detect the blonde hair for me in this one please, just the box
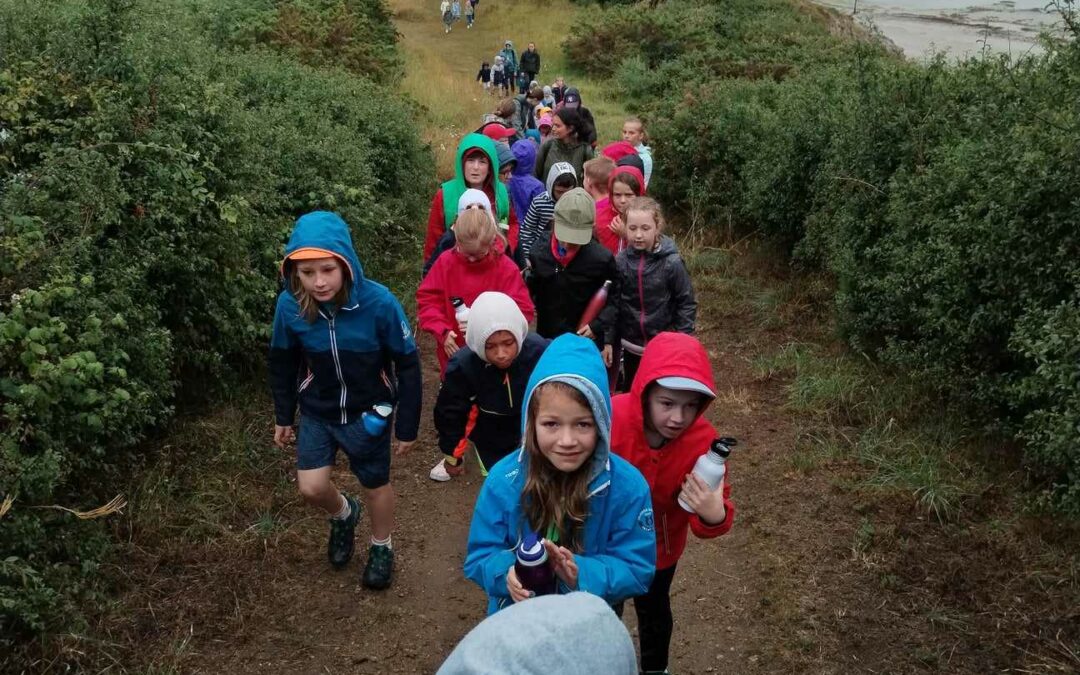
[454,207,507,253]
[584,156,616,187]
[625,196,665,230]
[520,381,594,551]
[288,258,350,323]
[624,116,648,143]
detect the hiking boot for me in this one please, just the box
[429,457,465,482]
[327,494,361,569]
[362,544,394,590]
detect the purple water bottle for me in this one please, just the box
[514,532,557,596]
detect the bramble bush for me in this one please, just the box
[0,0,432,663]
[567,0,1080,512]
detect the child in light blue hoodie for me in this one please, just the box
[463,334,656,614]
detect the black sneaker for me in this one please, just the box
[327,494,361,569]
[362,544,394,590]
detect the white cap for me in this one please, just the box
[655,376,716,399]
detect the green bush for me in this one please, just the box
[566,0,1080,511]
[0,0,432,662]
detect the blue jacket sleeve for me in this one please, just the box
[574,471,656,603]
[379,294,423,442]
[269,294,302,426]
[464,474,518,603]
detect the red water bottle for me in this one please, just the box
[577,280,612,331]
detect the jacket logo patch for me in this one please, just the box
[401,320,412,340]
[638,508,655,533]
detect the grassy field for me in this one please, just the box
[392,0,627,177]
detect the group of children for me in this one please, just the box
[441,0,477,32]
[269,111,732,675]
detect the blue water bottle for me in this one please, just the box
[362,403,393,436]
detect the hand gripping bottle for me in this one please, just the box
[361,403,394,436]
[514,532,557,596]
[577,280,612,332]
[451,296,469,332]
[678,437,736,512]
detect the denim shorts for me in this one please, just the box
[296,414,391,489]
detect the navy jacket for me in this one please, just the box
[434,333,548,468]
[270,212,422,440]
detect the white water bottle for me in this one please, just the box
[678,437,736,513]
[451,293,468,334]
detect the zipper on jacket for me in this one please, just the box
[324,312,348,424]
[637,253,647,343]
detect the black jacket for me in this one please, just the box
[434,333,549,468]
[600,235,696,347]
[519,49,541,74]
[527,234,616,343]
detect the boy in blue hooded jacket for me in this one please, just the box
[463,334,656,614]
[270,212,422,590]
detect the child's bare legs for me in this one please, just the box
[296,466,343,513]
[365,483,395,540]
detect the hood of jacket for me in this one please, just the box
[545,161,577,196]
[510,139,538,177]
[443,133,510,228]
[465,291,529,362]
[607,165,646,196]
[629,332,716,420]
[282,211,365,303]
[519,334,612,486]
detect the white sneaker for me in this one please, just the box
[430,458,451,481]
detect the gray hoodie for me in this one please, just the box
[437,593,637,674]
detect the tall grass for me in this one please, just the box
[391,0,628,177]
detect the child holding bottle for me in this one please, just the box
[430,292,548,481]
[610,331,735,675]
[463,334,656,614]
[270,211,422,591]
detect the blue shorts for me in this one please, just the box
[296,414,391,489]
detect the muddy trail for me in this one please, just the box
[99,2,1080,674]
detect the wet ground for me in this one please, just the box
[814,0,1065,59]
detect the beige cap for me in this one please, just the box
[553,188,595,246]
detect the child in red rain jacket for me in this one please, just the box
[594,165,645,255]
[417,208,534,376]
[610,331,735,675]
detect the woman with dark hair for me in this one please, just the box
[534,107,595,185]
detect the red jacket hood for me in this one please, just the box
[630,332,717,419]
[606,165,646,195]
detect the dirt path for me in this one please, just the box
[109,2,1080,674]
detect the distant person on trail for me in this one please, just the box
[599,197,695,390]
[499,41,518,96]
[424,133,517,264]
[441,0,453,32]
[537,113,552,145]
[477,60,492,94]
[508,139,547,238]
[451,0,462,24]
[541,85,555,109]
[622,116,653,187]
[610,332,735,675]
[511,86,543,135]
[465,0,475,28]
[492,56,507,97]
[520,42,541,91]
[516,70,530,96]
[462,334,656,614]
[559,87,597,147]
[534,107,595,185]
[430,291,548,482]
[270,211,421,591]
[550,76,566,106]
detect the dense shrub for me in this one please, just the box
[566,0,1080,511]
[0,0,432,662]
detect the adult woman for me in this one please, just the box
[534,107,595,186]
